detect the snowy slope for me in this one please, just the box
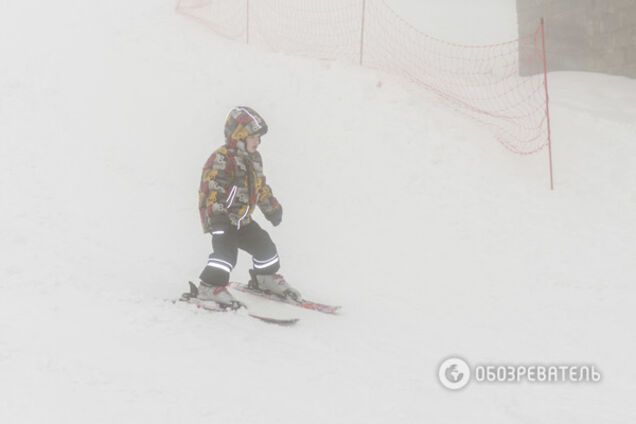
[1,1,635,423]
[384,0,517,43]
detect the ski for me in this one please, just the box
[177,282,299,326]
[228,281,341,315]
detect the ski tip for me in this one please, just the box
[300,302,341,314]
[248,314,300,326]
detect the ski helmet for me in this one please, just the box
[224,106,268,141]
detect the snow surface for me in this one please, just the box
[383,0,517,43]
[1,0,635,423]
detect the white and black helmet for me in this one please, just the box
[224,106,268,141]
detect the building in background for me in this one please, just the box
[517,0,636,78]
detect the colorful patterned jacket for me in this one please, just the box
[199,139,281,233]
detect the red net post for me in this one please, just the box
[246,0,250,45]
[540,18,555,190]
[359,0,366,66]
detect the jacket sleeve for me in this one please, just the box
[199,148,234,233]
[254,154,281,220]
[257,177,281,219]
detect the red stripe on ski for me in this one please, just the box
[229,282,341,315]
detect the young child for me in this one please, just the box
[197,106,301,309]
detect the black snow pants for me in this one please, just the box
[199,221,280,287]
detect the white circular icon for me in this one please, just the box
[438,357,471,390]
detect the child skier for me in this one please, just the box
[197,106,301,309]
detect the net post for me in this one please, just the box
[540,17,555,190]
[246,0,250,44]
[359,0,366,65]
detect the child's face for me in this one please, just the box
[246,134,261,153]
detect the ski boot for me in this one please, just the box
[197,282,244,310]
[248,270,302,302]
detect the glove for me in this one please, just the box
[268,206,282,227]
